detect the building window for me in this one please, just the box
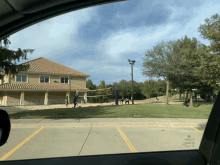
[16,75,27,82]
[40,76,49,83]
[61,77,68,84]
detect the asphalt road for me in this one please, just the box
[0,118,207,162]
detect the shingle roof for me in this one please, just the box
[0,83,89,91]
[16,57,90,77]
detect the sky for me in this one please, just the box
[5,0,220,86]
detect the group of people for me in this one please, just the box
[120,96,130,105]
[65,96,78,108]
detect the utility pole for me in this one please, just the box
[128,59,135,105]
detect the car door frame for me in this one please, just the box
[0,0,219,164]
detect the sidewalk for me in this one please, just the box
[10,118,208,128]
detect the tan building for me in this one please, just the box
[0,57,90,106]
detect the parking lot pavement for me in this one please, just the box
[0,118,207,161]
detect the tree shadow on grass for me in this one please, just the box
[181,100,215,108]
[7,104,164,119]
[7,105,133,119]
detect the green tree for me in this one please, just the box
[166,36,201,107]
[0,36,35,79]
[141,40,182,105]
[86,79,97,90]
[168,36,220,107]
[98,80,106,89]
[118,79,129,98]
[86,79,95,90]
[157,79,167,96]
[142,79,159,99]
[198,13,220,55]
[105,84,113,88]
[133,81,145,99]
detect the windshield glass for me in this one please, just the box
[0,0,220,161]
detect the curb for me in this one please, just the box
[11,123,207,128]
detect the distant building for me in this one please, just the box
[0,57,90,106]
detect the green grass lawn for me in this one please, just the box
[7,101,215,119]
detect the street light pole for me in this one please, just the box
[128,59,135,105]
[131,63,134,104]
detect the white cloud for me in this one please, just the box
[5,0,220,86]
[95,24,175,61]
[8,7,99,60]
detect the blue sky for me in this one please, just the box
[6,0,220,86]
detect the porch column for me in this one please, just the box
[66,91,70,104]
[44,91,48,105]
[20,91,24,106]
[84,92,87,103]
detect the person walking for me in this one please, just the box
[73,96,77,108]
[121,96,124,105]
[66,97,69,106]
[125,98,129,105]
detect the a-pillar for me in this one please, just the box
[66,91,70,104]
[44,91,48,105]
[84,92,87,103]
[20,91,24,106]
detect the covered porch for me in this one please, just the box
[0,90,87,106]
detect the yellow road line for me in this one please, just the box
[116,127,137,153]
[0,127,44,161]
[192,127,204,133]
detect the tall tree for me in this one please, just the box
[198,13,220,56]
[118,79,129,98]
[156,79,167,97]
[141,40,182,105]
[142,79,164,99]
[167,36,201,107]
[86,79,96,90]
[105,84,113,88]
[128,80,141,98]
[98,80,106,89]
[167,35,220,107]
[0,36,35,79]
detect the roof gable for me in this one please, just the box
[18,57,90,77]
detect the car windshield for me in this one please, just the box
[0,0,220,161]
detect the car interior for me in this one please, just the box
[0,0,220,165]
